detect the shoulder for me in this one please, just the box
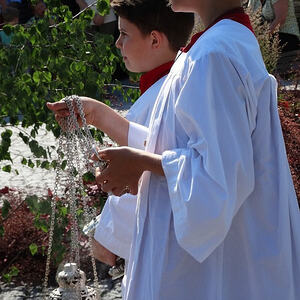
[185,20,268,81]
[189,20,258,61]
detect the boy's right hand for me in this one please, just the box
[46,96,96,127]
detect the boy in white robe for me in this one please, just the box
[47,0,194,271]
[91,0,194,270]
[48,0,300,299]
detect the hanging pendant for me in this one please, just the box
[44,96,104,299]
[49,263,99,300]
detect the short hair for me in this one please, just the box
[111,0,194,52]
[2,7,19,23]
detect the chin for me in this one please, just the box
[126,64,143,73]
[126,65,138,73]
[168,0,194,13]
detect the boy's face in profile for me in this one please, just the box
[115,17,155,73]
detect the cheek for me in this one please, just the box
[123,39,138,57]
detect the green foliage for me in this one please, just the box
[2,266,19,282]
[25,194,69,264]
[0,0,124,171]
[29,243,38,256]
[1,199,11,219]
[2,165,12,173]
[97,0,110,16]
[0,189,11,237]
[82,171,96,183]
[0,225,4,237]
[0,130,12,162]
[24,190,106,266]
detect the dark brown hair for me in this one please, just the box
[111,0,194,52]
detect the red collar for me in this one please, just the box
[139,60,174,95]
[182,7,254,53]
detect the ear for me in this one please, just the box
[150,30,164,49]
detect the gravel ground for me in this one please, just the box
[0,278,122,300]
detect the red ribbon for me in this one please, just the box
[139,60,174,95]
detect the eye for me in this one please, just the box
[120,31,127,37]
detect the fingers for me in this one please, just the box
[47,100,86,130]
[91,148,109,162]
[93,147,140,196]
[95,167,112,192]
[47,102,71,120]
[102,179,113,193]
[95,167,132,196]
[47,99,82,117]
[46,101,67,112]
[96,149,112,161]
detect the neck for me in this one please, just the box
[197,0,241,28]
[145,49,176,73]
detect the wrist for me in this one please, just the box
[138,150,164,176]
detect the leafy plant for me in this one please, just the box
[0,0,126,173]
[2,266,19,283]
[245,7,282,74]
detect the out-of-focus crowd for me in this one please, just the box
[246,0,300,53]
[0,0,118,45]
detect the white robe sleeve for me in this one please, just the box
[94,193,136,260]
[162,52,256,263]
[128,121,149,149]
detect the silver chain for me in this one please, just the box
[43,95,105,299]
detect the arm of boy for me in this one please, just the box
[91,237,116,266]
[94,147,164,196]
[47,96,130,146]
[159,52,256,263]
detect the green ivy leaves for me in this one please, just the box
[97,0,110,16]
[2,266,19,282]
[0,130,12,162]
[32,71,52,84]
[29,243,38,256]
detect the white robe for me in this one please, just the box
[125,19,300,300]
[94,76,166,260]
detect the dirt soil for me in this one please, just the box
[278,88,300,203]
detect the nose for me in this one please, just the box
[115,34,122,49]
